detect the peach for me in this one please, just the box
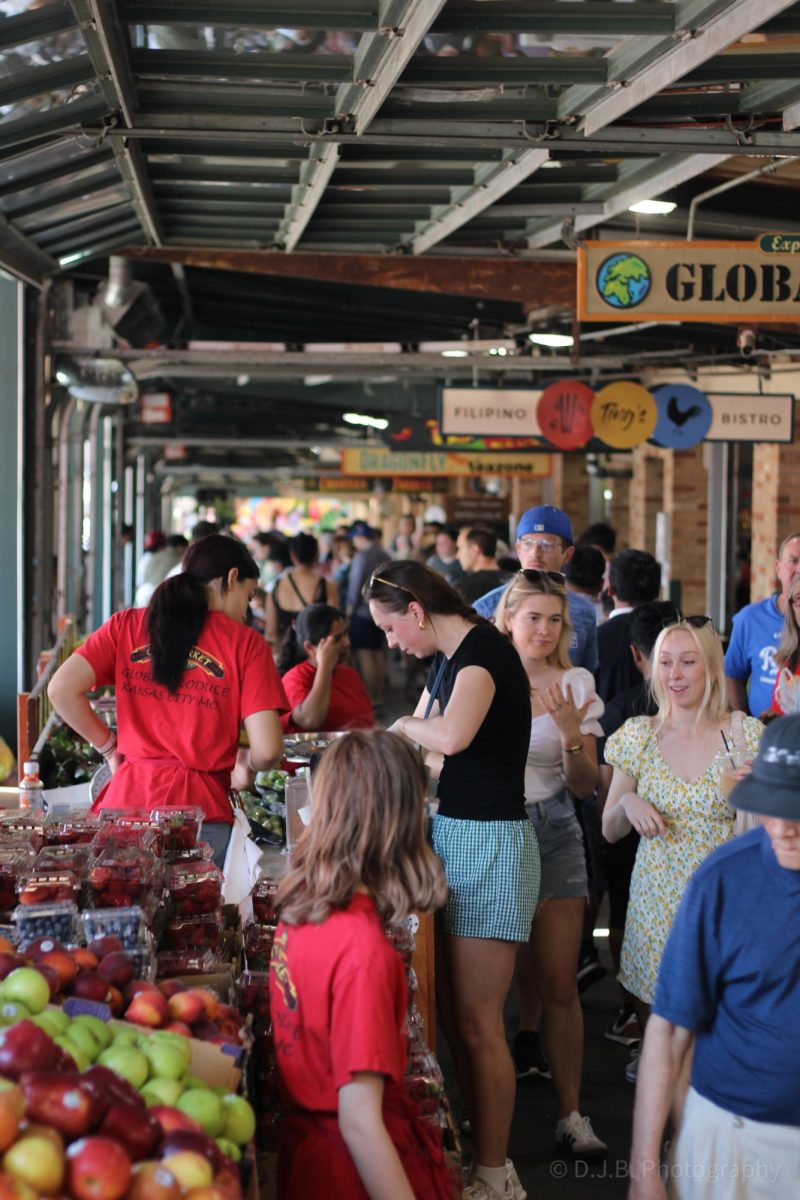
[166,992,206,1027]
[39,950,78,989]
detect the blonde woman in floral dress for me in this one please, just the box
[602,618,761,1069]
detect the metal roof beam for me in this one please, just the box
[276,143,340,252]
[526,152,731,249]
[5,168,122,221]
[0,216,58,286]
[0,95,107,159]
[0,2,78,52]
[70,0,163,247]
[0,57,95,108]
[406,148,549,254]
[131,50,353,85]
[435,2,676,36]
[558,0,798,137]
[0,147,113,201]
[119,1,376,29]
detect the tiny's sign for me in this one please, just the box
[578,238,800,323]
[591,381,657,449]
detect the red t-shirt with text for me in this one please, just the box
[77,609,287,821]
[280,662,374,734]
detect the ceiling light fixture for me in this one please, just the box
[528,332,574,348]
[342,412,389,430]
[441,349,469,358]
[628,199,677,215]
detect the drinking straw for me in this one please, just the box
[720,730,732,753]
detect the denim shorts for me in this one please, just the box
[524,790,588,901]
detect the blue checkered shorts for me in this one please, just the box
[430,815,540,942]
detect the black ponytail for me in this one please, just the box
[146,534,259,693]
[277,603,344,675]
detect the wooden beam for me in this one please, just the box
[120,247,576,311]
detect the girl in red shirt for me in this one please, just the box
[278,604,373,733]
[270,730,455,1200]
[48,535,287,868]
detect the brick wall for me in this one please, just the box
[751,443,780,601]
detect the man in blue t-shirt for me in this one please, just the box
[724,531,800,717]
[628,714,800,1199]
[473,505,598,672]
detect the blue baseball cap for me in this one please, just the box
[516,505,574,544]
[348,520,376,539]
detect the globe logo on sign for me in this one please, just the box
[596,253,651,309]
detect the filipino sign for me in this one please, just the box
[704,394,794,443]
[578,238,800,322]
[440,389,542,437]
[339,448,550,477]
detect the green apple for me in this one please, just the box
[215,1138,242,1164]
[42,1006,70,1034]
[140,1042,186,1082]
[64,1023,101,1062]
[55,1035,89,1072]
[221,1094,256,1145]
[0,1001,31,1025]
[140,1078,184,1107]
[211,1085,228,1098]
[176,1088,225,1137]
[71,1014,113,1049]
[112,1028,140,1046]
[2,967,50,1015]
[147,1032,191,1067]
[183,1075,208,1092]
[31,1012,65,1038]
[97,1044,150,1090]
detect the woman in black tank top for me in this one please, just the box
[266,533,338,644]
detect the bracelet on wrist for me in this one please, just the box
[92,731,117,757]
[563,743,583,756]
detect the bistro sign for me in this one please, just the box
[578,238,800,323]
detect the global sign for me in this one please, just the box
[579,238,800,323]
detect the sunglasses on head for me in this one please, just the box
[367,573,419,605]
[519,568,566,584]
[664,613,713,630]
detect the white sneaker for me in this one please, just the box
[555,1111,607,1158]
[506,1159,527,1200]
[463,1175,514,1199]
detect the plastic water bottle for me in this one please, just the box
[18,761,44,816]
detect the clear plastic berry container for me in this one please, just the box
[91,823,161,856]
[237,969,271,1035]
[0,813,44,854]
[95,811,166,857]
[155,949,222,978]
[251,878,279,926]
[81,904,151,950]
[43,808,101,846]
[13,900,79,948]
[33,845,95,876]
[161,910,223,954]
[17,868,80,907]
[88,847,160,907]
[165,841,214,866]
[0,847,36,917]
[151,807,204,853]
[164,860,222,917]
[244,923,276,971]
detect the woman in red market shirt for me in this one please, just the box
[278,604,373,734]
[48,535,287,868]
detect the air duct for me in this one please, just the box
[97,258,167,348]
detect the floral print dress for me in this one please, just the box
[604,714,762,1004]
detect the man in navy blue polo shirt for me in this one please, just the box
[628,714,800,1199]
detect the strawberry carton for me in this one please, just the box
[152,806,204,853]
[164,860,222,917]
[42,807,101,846]
[0,846,36,917]
[17,867,80,907]
[88,847,161,908]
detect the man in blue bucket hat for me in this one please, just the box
[629,713,800,1198]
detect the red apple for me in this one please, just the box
[67,1136,132,1200]
[191,1020,220,1042]
[149,1106,204,1139]
[25,938,66,962]
[0,1021,58,1078]
[99,1104,160,1162]
[164,1021,193,1038]
[86,936,124,961]
[32,963,61,999]
[185,1188,231,1200]
[159,1130,227,1174]
[167,991,206,1027]
[124,980,161,1004]
[70,948,99,972]
[158,980,186,998]
[126,1162,182,1200]
[215,1021,243,1046]
[0,954,25,983]
[19,1072,100,1139]
[81,1066,144,1112]
[125,990,169,1029]
[39,949,77,989]
[71,972,111,1004]
[97,952,135,988]
[211,1164,244,1200]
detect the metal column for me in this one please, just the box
[706,442,729,632]
[0,277,22,748]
